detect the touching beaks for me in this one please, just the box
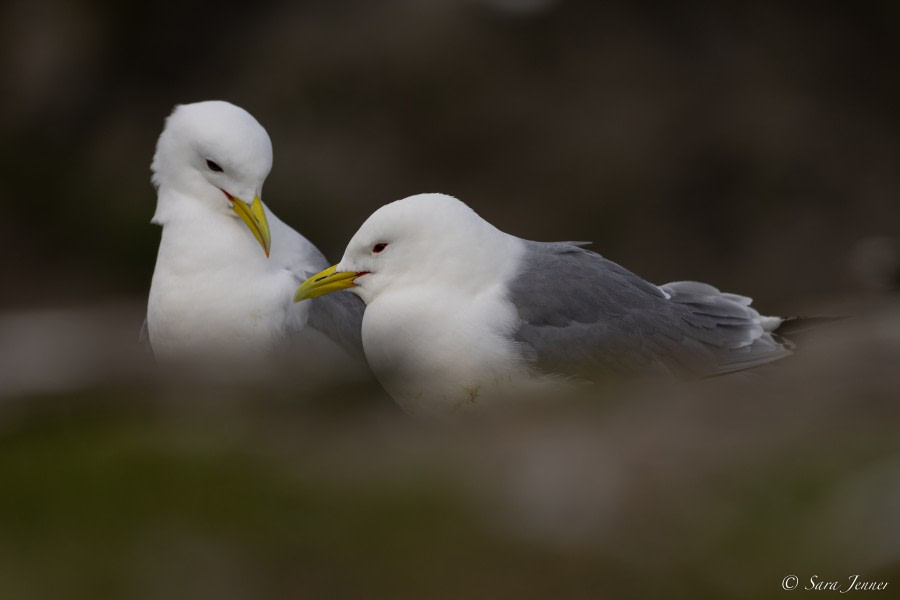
[230,195,271,257]
[294,265,364,302]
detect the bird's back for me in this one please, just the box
[508,241,792,380]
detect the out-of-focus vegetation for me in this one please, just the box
[1,1,899,598]
[1,311,899,599]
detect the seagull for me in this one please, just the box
[146,100,364,372]
[294,193,798,419]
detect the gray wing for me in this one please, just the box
[507,241,791,379]
[306,289,366,360]
[288,244,366,360]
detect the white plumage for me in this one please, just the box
[296,193,794,419]
[146,101,363,373]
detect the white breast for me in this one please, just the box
[362,283,530,419]
[147,206,301,363]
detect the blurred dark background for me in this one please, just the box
[1,1,899,599]
[2,0,899,310]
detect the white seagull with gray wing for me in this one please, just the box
[295,193,796,419]
[146,101,363,371]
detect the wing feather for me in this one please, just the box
[507,241,791,379]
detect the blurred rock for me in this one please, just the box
[0,302,151,398]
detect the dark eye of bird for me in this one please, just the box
[372,243,388,253]
[206,159,224,173]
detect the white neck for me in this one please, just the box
[147,188,293,361]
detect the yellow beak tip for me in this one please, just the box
[294,265,358,303]
[231,195,272,257]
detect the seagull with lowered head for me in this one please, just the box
[146,100,363,371]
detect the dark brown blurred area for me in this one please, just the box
[0,315,899,600]
[1,1,899,599]
[1,0,899,310]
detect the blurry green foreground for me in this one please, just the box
[0,301,899,600]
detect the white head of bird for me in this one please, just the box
[294,193,539,418]
[151,100,272,256]
[294,193,520,304]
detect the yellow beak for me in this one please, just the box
[294,265,360,302]
[231,195,271,257]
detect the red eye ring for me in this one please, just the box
[372,243,388,253]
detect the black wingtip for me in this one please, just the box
[775,316,848,337]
